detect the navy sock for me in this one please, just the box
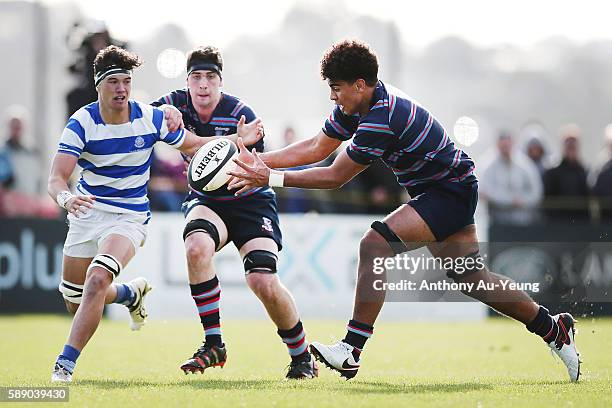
[278,320,309,362]
[56,344,80,374]
[114,283,135,306]
[526,306,557,342]
[343,319,373,361]
[190,277,223,347]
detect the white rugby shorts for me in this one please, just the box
[63,207,148,258]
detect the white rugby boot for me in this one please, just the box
[127,277,153,331]
[310,341,360,379]
[51,363,72,383]
[547,313,581,382]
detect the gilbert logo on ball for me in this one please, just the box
[188,139,238,192]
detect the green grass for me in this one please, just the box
[1,316,611,407]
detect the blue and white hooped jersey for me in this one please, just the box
[58,100,186,214]
[323,81,477,196]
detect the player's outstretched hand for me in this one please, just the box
[237,115,264,146]
[162,104,184,132]
[65,195,95,218]
[227,138,270,195]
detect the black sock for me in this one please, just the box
[526,306,557,342]
[343,319,373,360]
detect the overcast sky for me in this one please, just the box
[40,0,612,49]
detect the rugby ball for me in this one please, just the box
[187,139,237,192]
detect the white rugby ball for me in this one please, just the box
[187,139,238,192]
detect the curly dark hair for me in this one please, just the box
[186,46,223,71]
[93,45,142,75]
[320,39,378,86]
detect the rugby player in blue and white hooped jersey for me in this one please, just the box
[47,46,263,383]
[228,39,581,382]
[151,46,317,379]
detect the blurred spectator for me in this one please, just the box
[592,125,612,221]
[0,108,58,218]
[519,122,551,179]
[525,137,547,176]
[148,147,188,212]
[588,123,612,187]
[480,130,543,225]
[0,109,41,195]
[543,124,590,223]
[66,20,127,118]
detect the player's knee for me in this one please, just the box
[85,268,112,293]
[185,235,216,266]
[446,252,486,282]
[244,250,279,301]
[243,250,277,275]
[246,273,279,303]
[183,219,220,251]
[359,228,390,259]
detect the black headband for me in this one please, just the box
[94,65,132,87]
[187,63,222,77]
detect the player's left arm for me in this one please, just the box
[228,142,368,194]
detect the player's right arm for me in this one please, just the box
[259,130,342,169]
[49,115,95,216]
[48,153,94,217]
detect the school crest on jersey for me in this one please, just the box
[134,136,145,149]
[261,217,273,232]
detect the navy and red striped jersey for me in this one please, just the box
[323,81,476,196]
[153,89,270,199]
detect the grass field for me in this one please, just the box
[1,315,611,407]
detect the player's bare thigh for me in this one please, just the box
[382,204,436,250]
[426,224,480,259]
[185,204,229,249]
[80,234,137,298]
[97,233,137,267]
[238,237,278,258]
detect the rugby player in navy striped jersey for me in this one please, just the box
[152,46,317,380]
[48,45,263,383]
[228,39,580,382]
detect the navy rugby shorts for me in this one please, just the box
[182,190,282,251]
[408,181,478,241]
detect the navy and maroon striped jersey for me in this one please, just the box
[323,81,476,196]
[153,89,269,199]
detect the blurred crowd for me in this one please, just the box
[480,122,612,225]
